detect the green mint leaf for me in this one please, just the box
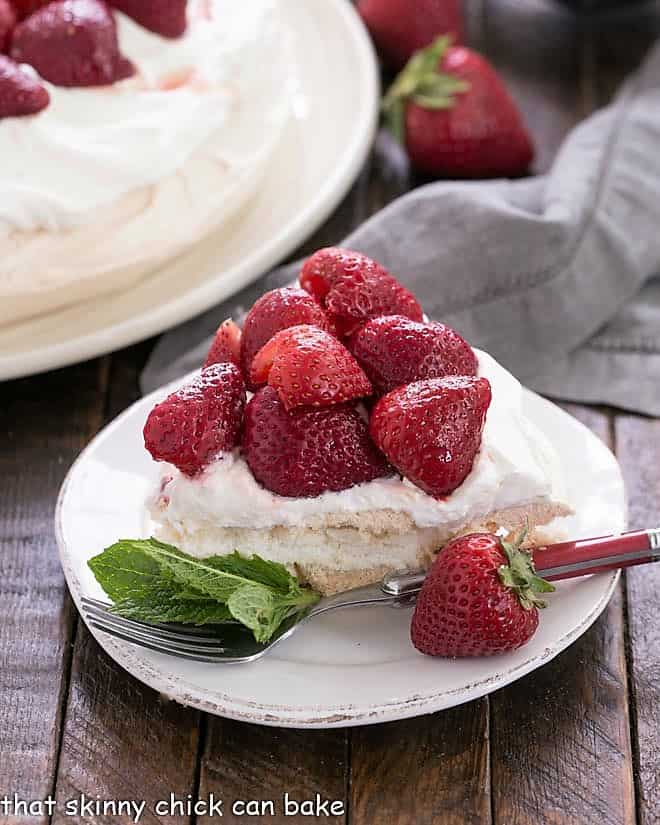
[88,538,321,642]
[88,539,173,602]
[204,552,298,594]
[112,593,233,626]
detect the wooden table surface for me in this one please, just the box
[2,2,660,823]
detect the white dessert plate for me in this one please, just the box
[0,0,378,381]
[56,379,626,729]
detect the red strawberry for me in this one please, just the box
[11,0,134,88]
[358,0,463,69]
[204,319,242,371]
[109,0,187,38]
[250,325,372,412]
[383,37,534,178]
[0,54,48,115]
[370,376,491,497]
[411,531,555,657]
[242,386,390,497]
[10,0,50,21]
[300,247,423,337]
[349,315,477,395]
[143,363,245,477]
[0,0,16,49]
[240,287,334,389]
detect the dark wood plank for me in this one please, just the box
[197,722,347,825]
[52,343,202,825]
[0,360,108,824]
[615,414,660,825]
[491,406,635,825]
[350,705,491,825]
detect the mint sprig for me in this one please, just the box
[88,539,321,643]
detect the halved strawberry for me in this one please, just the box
[109,0,187,38]
[240,287,334,390]
[204,319,242,371]
[249,325,372,411]
[300,247,423,336]
[11,0,134,87]
[143,363,245,477]
[242,386,390,498]
[0,54,49,116]
[349,315,477,395]
[370,376,491,497]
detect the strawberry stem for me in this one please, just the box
[382,35,471,143]
[497,527,555,610]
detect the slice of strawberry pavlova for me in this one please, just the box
[145,248,571,595]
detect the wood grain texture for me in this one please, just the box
[350,705,491,825]
[52,343,201,825]
[616,414,660,825]
[197,722,347,825]
[491,407,635,825]
[0,361,108,824]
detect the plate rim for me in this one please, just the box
[0,0,379,381]
[55,382,625,728]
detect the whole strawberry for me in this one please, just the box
[0,55,49,117]
[349,315,477,395]
[300,247,423,337]
[143,363,245,477]
[358,0,463,69]
[11,0,134,88]
[204,319,242,372]
[0,0,16,49]
[250,325,372,411]
[411,531,555,657]
[370,375,491,497]
[242,386,390,498]
[383,36,534,178]
[240,287,334,389]
[109,0,187,39]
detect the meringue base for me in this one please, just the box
[153,499,571,595]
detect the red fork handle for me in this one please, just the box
[533,528,660,581]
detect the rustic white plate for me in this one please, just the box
[0,0,378,381]
[56,380,626,728]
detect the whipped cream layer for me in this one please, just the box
[0,0,291,234]
[150,351,568,537]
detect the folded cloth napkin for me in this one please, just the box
[142,40,660,416]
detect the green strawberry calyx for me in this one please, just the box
[382,35,470,143]
[497,527,555,610]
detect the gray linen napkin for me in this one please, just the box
[142,40,660,416]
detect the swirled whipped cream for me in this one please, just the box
[0,0,291,234]
[150,351,568,535]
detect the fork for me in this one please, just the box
[82,526,660,663]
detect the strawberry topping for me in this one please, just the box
[240,287,335,389]
[0,0,16,49]
[204,319,242,372]
[370,376,491,497]
[11,0,134,88]
[411,532,553,657]
[300,247,423,336]
[250,325,372,412]
[109,0,187,39]
[0,54,49,116]
[349,315,477,395]
[143,363,245,477]
[10,0,50,20]
[242,386,390,498]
